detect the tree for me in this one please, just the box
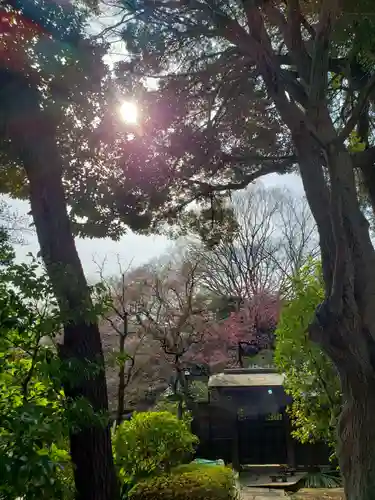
[113,411,198,494]
[125,256,216,418]
[123,253,280,415]
[94,257,170,424]
[0,3,120,498]
[275,260,341,452]
[106,254,225,415]
[190,184,318,299]
[219,292,280,366]
[0,199,33,244]
[103,1,375,497]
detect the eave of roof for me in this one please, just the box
[208,372,284,388]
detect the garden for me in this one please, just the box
[0,221,341,499]
[1,0,375,499]
[0,226,240,499]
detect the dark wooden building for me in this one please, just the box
[191,368,330,470]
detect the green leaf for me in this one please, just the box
[274,259,341,454]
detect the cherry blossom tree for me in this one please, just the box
[97,250,281,417]
[128,255,281,395]
[94,257,172,422]
[131,256,214,417]
[216,293,281,366]
[194,291,281,368]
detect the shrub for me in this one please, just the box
[128,463,238,500]
[114,411,198,487]
[275,260,341,451]
[302,467,342,488]
[152,397,186,418]
[0,231,73,500]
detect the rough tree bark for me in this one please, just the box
[296,130,375,500]
[337,370,375,500]
[2,73,119,500]
[271,55,375,500]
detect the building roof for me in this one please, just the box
[208,371,284,388]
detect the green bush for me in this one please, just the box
[114,411,198,487]
[275,260,341,451]
[0,230,74,500]
[128,463,238,500]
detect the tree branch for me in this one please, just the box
[351,147,375,169]
[21,335,42,403]
[336,73,375,144]
[220,153,297,164]
[188,157,295,193]
[263,0,310,85]
[309,0,340,105]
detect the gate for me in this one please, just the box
[237,413,287,465]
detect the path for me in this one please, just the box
[240,487,288,500]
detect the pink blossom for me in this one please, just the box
[186,292,280,367]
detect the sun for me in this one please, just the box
[119,101,139,124]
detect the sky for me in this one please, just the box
[8,172,304,281]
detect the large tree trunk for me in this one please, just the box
[338,368,375,500]
[296,134,375,500]
[4,76,119,500]
[25,142,119,500]
[258,61,375,498]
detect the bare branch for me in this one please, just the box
[94,257,170,415]
[189,185,318,299]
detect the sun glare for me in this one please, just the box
[120,101,139,124]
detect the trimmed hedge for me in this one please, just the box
[128,463,238,500]
[114,411,198,487]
